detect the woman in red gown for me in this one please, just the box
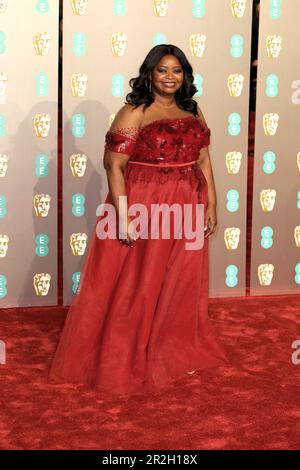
[48,44,228,397]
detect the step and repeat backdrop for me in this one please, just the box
[0,0,59,307]
[250,0,300,295]
[62,0,253,303]
[1,1,298,307]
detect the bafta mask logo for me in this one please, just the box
[152,0,169,17]
[33,273,51,296]
[33,193,51,217]
[70,153,87,177]
[224,227,240,250]
[225,152,242,175]
[0,234,9,257]
[0,153,8,178]
[0,0,8,14]
[230,0,247,18]
[34,113,51,137]
[228,74,244,97]
[71,73,88,97]
[71,0,88,15]
[111,33,127,57]
[297,152,300,173]
[34,32,51,56]
[260,189,276,212]
[263,113,279,136]
[109,114,116,127]
[294,226,300,248]
[0,72,7,97]
[258,264,274,287]
[70,232,88,256]
[266,35,282,58]
[189,34,207,58]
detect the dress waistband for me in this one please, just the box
[127,159,197,168]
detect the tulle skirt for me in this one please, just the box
[48,163,228,397]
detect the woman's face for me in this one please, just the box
[151,54,184,95]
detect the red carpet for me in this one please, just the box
[1,294,300,450]
[2,112,300,450]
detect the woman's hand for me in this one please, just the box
[204,204,217,238]
[118,216,137,247]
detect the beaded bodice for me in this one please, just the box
[104,115,211,203]
[104,116,211,164]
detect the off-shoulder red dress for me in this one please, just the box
[48,116,228,397]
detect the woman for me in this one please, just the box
[48,44,228,397]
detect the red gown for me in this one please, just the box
[48,115,228,397]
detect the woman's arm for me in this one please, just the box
[197,147,217,209]
[103,104,143,245]
[196,105,218,237]
[197,148,218,238]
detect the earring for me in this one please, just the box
[149,80,152,94]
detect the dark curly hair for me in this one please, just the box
[125,44,200,117]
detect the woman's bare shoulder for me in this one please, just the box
[112,103,144,128]
[196,105,208,126]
